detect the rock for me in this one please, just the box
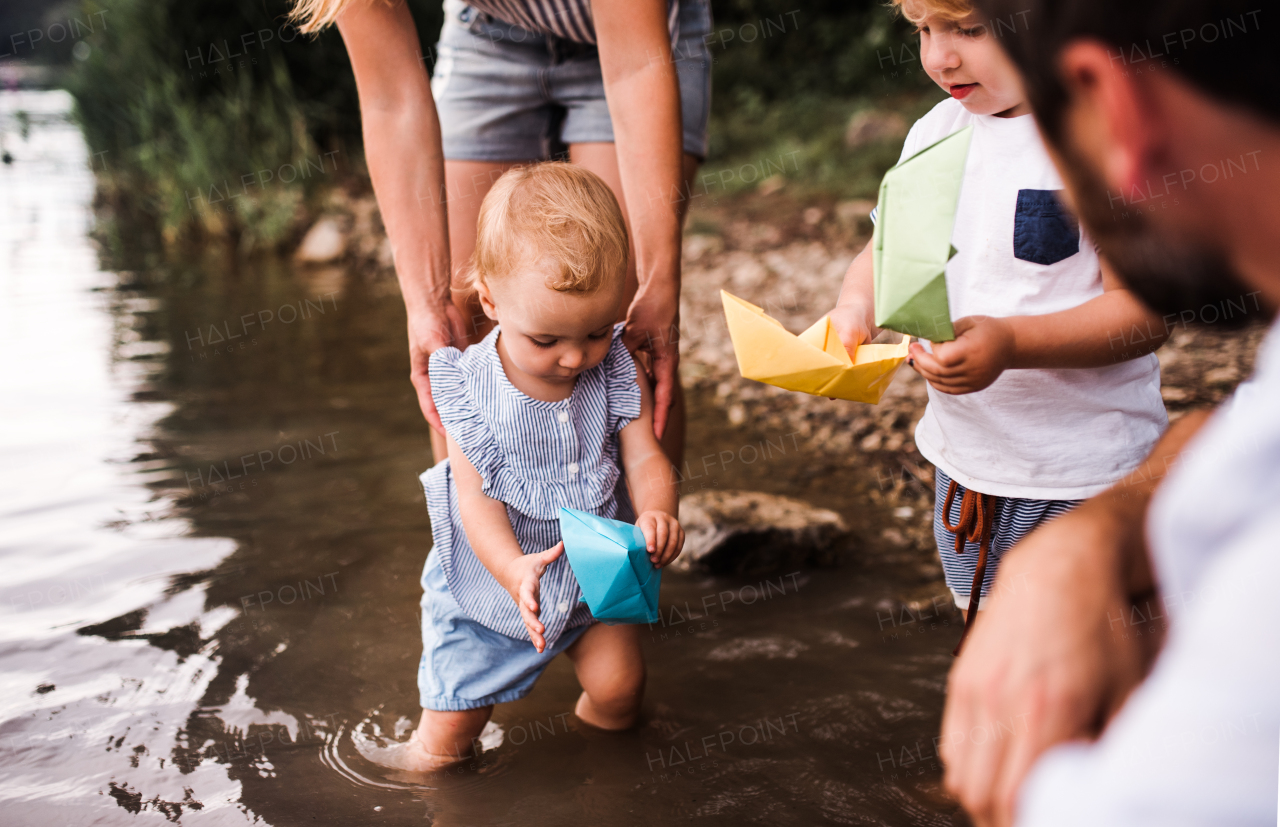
[844,110,908,150]
[675,490,851,575]
[377,237,395,269]
[683,233,724,262]
[758,175,785,196]
[706,636,809,661]
[835,199,876,226]
[294,215,348,263]
[1203,366,1240,385]
[803,207,826,226]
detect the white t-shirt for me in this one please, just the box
[897,99,1167,499]
[1017,322,1280,826]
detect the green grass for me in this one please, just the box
[64,0,341,252]
[700,90,946,203]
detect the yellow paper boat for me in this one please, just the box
[720,290,909,404]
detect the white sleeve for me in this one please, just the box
[1016,518,1280,826]
[897,117,928,165]
[872,116,933,226]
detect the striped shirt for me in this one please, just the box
[420,323,641,647]
[464,0,681,46]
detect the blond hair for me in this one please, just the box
[470,164,629,295]
[893,0,974,24]
[290,0,361,34]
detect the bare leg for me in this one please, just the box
[403,705,494,771]
[566,622,646,730]
[427,159,535,463]
[568,144,701,468]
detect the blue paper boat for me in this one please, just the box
[558,507,662,625]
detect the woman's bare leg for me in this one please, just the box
[428,159,534,462]
[568,144,701,468]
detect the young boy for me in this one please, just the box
[830,0,1169,645]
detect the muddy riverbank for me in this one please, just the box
[2,90,1267,826]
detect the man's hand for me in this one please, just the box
[910,315,1016,395]
[500,542,566,653]
[940,505,1151,827]
[623,291,679,440]
[637,510,684,567]
[408,303,470,432]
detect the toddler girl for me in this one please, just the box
[407,163,683,770]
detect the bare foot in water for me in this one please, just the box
[351,707,496,774]
[401,706,494,772]
[400,731,472,772]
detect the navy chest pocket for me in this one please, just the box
[1013,189,1080,266]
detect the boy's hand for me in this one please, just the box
[637,511,684,567]
[909,315,1015,395]
[829,299,876,359]
[499,542,565,653]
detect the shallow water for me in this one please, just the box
[0,91,965,826]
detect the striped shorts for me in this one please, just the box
[933,469,1081,609]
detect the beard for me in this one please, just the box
[1054,140,1266,329]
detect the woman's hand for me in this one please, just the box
[637,511,684,567]
[408,303,470,432]
[623,291,680,440]
[909,315,1016,395]
[500,542,567,653]
[595,0,684,442]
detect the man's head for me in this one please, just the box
[894,0,1028,117]
[970,0,1276,324]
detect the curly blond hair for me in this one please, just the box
[471,164,629,295]
[893,0,974,23]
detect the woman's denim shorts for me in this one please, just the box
[431,0,711,161]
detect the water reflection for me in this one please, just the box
[0,90,965,825]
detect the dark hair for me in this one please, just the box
[970,1,1276,141]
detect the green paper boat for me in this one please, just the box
[559,507,661,625]
[873,126,973,343]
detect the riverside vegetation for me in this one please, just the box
[63,0,929,251]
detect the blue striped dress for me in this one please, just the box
[420,323,640,647]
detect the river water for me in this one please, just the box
[0,91,965,826]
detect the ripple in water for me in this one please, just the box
[325,710,509,791]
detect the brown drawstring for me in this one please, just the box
[941,479,996,656]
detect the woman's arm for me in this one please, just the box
[911,256,1170,394]
[337,1,467,431]
[619,358,684,565]
[447,432,566,652]
[593,0,685,440]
